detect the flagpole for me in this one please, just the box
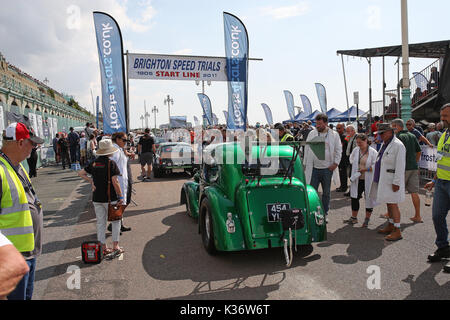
[401,0,412,122]
[341,54,350,122]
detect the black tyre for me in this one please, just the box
[200,198,217,255]
[296,244,313,258]
[153,168,162,178]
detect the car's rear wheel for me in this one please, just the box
[296,244,313,257]
[185,188,191,217]
[200,198,217,255]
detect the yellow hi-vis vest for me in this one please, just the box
[437,130,450,181]
[0,157,34,252]
[281,133,294,142]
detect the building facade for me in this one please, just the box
[0,52,98,168]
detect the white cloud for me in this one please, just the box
[366,5,381,30]
[260,2,309,20]
[0,0,157,115]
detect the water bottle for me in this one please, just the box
[425,190,432,207]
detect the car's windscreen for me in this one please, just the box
[241,157,295,177]
[160,145,192,157]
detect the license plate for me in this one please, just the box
[267,203,291,222]
[172,168,184,173]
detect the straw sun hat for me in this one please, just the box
[96,138,119,156]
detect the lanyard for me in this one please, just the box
[0,151,37,197]
[358,148,368,166]
[443,129,450,146]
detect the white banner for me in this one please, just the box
[0,105,3,148]
[36,114,44,139]
[52,118,58,135]
[0,105,4,133]
[128,53,227,81]
[28,113,38,136]
[419,145,437,171]
[48,117,54,140]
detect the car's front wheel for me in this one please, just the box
[153,168,163,178]
[200,198,217,255]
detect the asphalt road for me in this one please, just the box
[32,162,449,300]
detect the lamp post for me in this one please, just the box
[144,100,150,129]
[151,105,158,133]
[164,95,174,129]
[401,0,412,122]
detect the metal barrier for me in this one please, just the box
[419,168,435,182]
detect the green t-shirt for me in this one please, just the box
[396,130,421,170]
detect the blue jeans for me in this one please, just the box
[310,168,333,215]
[432,179,450,249]
[7,257,36,300]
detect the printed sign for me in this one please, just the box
[128,53,227,82]
[419,146,437,171]
[224,12,249,130]
[93,11,128,133]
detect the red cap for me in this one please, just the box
[4,122,44,144]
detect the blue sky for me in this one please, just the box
[1,0,447,129]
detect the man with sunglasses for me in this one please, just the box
[0,122,44,299]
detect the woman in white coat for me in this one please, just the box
[343,134,378,227]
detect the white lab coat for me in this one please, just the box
[303,128,342,185]
[110,143,128,199]
[349,146,378,209]
[369,136,406,204]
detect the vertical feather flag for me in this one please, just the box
[300,94,313,116]
[261,103,273,126]
[314,83,327,113]
[224,12,249,130]
[197,93,213,126]
[93,12,128,133]
[283,90,295,120]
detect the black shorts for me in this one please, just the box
[140,152,153,166]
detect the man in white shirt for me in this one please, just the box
[108,132,133,232]
[304,113,342,219]
[0,231,29,299]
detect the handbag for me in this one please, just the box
[107,160,126,222]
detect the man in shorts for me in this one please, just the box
[138,128,156,181]
[391,119,423,223]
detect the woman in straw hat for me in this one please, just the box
[78,139,125,255]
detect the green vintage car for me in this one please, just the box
[180,139,327,266]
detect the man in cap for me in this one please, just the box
[370,123,406,241]
[274,123,294,142]
[68,127,80,164]
[426,122,442,147]
[0,122,44,299]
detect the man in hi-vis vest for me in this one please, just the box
[425,103,450,273]
[0,122,44,299]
